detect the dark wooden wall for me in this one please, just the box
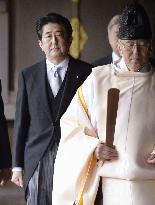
[9,0,155,76]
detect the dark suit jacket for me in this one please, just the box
[0,80,11,169]
[12,56,92,189]
[92,54,112,66]
[150,57,155,67]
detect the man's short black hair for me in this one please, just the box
[36,13,72,40]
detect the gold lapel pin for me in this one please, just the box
[76,75,79,79]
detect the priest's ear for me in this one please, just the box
[118,40,123,57]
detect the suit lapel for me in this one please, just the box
[56,57,84,121]
[35,60,53,122]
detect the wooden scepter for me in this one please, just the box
[105,88,120,148]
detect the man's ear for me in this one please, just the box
[118,41,123,57]
[149,40,152,55]
[38,40,43,51]
[68,37,73,47]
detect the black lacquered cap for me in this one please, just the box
[119,1,152,40]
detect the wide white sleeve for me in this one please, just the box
[52,91,99,205]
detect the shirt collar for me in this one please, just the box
[46,57,69,73]
[114,57,129,72]
[112,51,121,63]
[114,57,151,73]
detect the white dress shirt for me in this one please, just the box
[46,57,69,87]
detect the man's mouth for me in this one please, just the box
[131,58,140,62]
[51,46,60,50]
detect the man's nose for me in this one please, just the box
[132,44,139,53]
[51,35,57,43]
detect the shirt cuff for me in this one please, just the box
[12,167,23,172]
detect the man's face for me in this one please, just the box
[108,24,120,56]
[118,39,151,72]
[39,23,72,63]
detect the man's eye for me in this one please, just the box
[46,35,51,38]
[56,32,63,37]
[126,43,134,47]
[139,43,145,46]
[43,35,51,39]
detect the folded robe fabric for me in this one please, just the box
[52,64,155,205]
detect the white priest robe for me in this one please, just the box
[52,64,155,205]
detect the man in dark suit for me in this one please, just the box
[11,13,92,204]
[0,80,11,186]
[93,14,121,66]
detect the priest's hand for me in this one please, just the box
[147,150,155,164]
[11,171,24,187]
[0,169,11,186]
[95,143,118,161]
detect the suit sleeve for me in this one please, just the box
[12,72,30,168]
[0,80,12,169]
